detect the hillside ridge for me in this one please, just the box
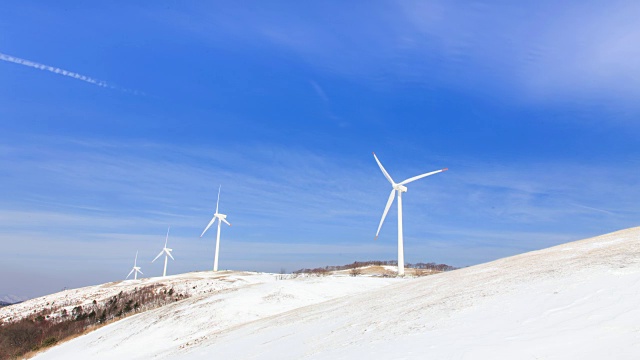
[27,226,640,359]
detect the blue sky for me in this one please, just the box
[1,1,639,298]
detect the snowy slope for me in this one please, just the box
[35,227,640,359]
[1,271,284,323]
[31,273,401,359]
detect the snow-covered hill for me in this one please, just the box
[34,227,640,359]
[0,271,291,323]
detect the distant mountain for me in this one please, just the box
[0,294,28,305]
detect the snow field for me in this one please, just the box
[30,227,640,359]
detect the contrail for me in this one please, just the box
[570,203,614,215]
[0,51,110,89]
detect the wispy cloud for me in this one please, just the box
[395,1,640,103]
[0,52,141,94]
[158,2,640,108]
[309,80,329,103]
[2,138,639,297]
[308,80,346,126]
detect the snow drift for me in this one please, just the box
[34,227,640,359]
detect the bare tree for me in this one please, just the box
[349,268,362,277]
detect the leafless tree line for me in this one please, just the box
[293,260,457,276]
[0,285,189,360]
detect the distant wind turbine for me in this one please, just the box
[373,152,447,276]
[200,185,232,272]
[126,251,143,280]
[152,226,174,277]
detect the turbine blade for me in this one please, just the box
[137,269,143,275]
[216,185,221,214]
[152,250,164,263]
[200,216,218,237]
[126,268,134,279]
[134,251,138,266]
[399,168,448,185]
[166,250,175,261]
[373,152,395,185]
[164,226,170,248]
[375,189,396,239]
[221,218,231,226]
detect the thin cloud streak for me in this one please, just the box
[570,203,615,216]
[0,52,109,88]
[309,80,329,103]
[0,52,142,94]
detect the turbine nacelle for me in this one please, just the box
[216,213,227,220]
[393,184,408,193]
[161,247,174,261]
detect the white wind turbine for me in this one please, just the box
[126,251,143,280]
[152,226,174,277]
[200,185,231,272]
[373,152,447,276]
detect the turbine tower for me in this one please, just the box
[152,226,174,277]
[126,251,143,280]
[373,152,447,276]
[200,185,232,272]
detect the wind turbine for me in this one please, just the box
[152,226,174,277]
[200,185,231,272]
[373,152,447,276]
[126,251,143,280]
